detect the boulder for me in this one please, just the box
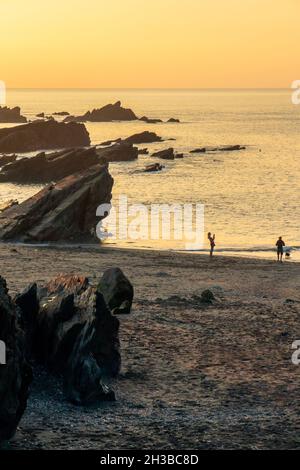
[152,148,175,160]
[98,268,134,315]
[0,120,90,153]
[64,101,137,123]
[167,118,180,123]
[17,275,121,405]
[0,277,32,442]
[124,131,163,145]
[0,106,27,123]
[0,163,113,242]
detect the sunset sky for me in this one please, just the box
[1,0,299,88]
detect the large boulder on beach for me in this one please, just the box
[0,120,90,153]
[0,106,27,123]
[152,148,175,160]
[17,275,121,405]
[98,268,134,315]
[0,277,32,442]
[0,163,113,242]
[64,101,137,123]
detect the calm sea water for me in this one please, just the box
[0,89,299,259]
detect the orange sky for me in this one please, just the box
[1,0,299,88]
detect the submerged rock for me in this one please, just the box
[98,268,134,315]
[0,120,90,153]
[0,106,27,123]
[64,101,137,123]
[152,148,175,160]
[0,163,113,242]
[0,277,32,442]
[17,275,121,405]
[144,163,164,172]
[191,145,246,154]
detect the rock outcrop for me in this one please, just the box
[98,268,134,315]
[0,144,138,183]
[0,163,113,242]
[124,131,163,144]
[0,120,90,153]
[0,106,27,123]
[152,148,175,160]
[191,145,246,153]
[64,101,137,123]
[0,277,32,442]
[16,275,121,405]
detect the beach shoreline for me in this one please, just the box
[1,243,299,449]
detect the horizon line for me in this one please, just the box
[5,87,292,91]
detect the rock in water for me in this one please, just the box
[17,275,121,405]
[0,106,27,123]
[98,268,134,315]
[0,277,32,442]
[64,101,137,123]
[124,131,163,144]
[0,120,90,153]
[0,163,113,242]
[152,148,175,160]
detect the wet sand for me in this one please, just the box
[1,243,300,450]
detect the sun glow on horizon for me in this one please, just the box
[1,0,299,89]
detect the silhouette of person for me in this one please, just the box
[208,232,215,258]
[276,236,285,262]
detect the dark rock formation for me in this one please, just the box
[124,131,163,145]
[17,275,121,405]
[138,148,149,155]
[152,148,175,160]
[98,268,134,315]
[53,111,70,116]
[0,163,113,242]
[0,154,17,166]
[191,145,246,154]
[0,144,138,183]
[144,163,164,172]
[0,277,32,442]
[0,120,90,153]
[167,118,180,123]
[64,101,137,123]
[200,290,215,304]
[175,153,184,158]
[36,112,45,118]
[97,143,138,163]
[140,116,163,124]
[0,106,27,123]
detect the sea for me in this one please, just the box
[0,88,299,260]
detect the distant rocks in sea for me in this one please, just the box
[0,106,27,123]
[140,116,163,124]
[53,111,70,116]
[190,145,246,153]
[152,148,175,160]
[0,120,90,153]
[99,131,164,147]
[64,101,138,123]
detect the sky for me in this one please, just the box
[1,0,299,88]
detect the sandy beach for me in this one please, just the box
[0,243,299,450]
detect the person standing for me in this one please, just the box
[208,232,216,258]
[276,236,285,262]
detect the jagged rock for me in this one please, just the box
[98,268,134,315]
[0,106,27,123]
[17,275,121,405]
[191,145,246,154]
[0,277,32,442]
[152,148,175,160]
[0,154,17,166]
[140,116,163,124]
[0,163,113,242]
[124,131,163,144]
[138,148,149,155]
[0,120,90,153]
[167,118,180,123]
[64,101,137,123]
[0,144,138,183]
